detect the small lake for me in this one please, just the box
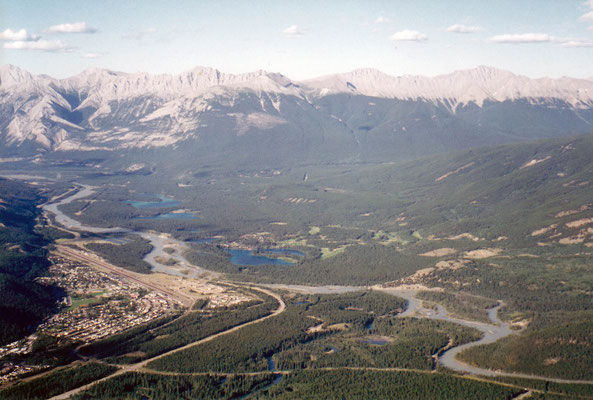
[267,356,276,372]
[126,194,181,209]
[229,249,294,266]
[228,248,303,266]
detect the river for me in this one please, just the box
[41,184,215,278]
[40,183,593,384]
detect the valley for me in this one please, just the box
[2,62,593,399]
[2,129,593,398]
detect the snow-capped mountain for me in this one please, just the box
[1,64,593,167]
[304,66,593,109]
[0,65,307,152]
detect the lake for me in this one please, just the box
[228,248,303,266]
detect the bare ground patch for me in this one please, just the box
[463,248,502,259]
[420,248,457,257]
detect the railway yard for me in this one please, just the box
[0,245,255,385]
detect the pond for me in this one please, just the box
[228,249,296,266]
[126,194,181,209]
[227,248,305,266]
[267,356,277,372]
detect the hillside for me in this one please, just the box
[2,65,593,169]
[0,179,63,346]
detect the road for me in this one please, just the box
[48,286,286,400]
[256,283,593,385]
[54,245,194,307]
[39,183,593,398]
[42,183,215,279]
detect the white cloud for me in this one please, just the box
[487,33,593,47]
[489,33,554,43]
[580,10,593,21]
[82,52,102,58]
[446,24,483,33]
[390,29,427,42]
[561,40,593,47]
[579,0,593,20]
[282,25,304,36]
[4,39,71,52]
[46,22,97,34]
[375,16,389,24]
[0,28,39,41]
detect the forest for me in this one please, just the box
[458,310,593,380]
[69,372,276,400]
[84,237,153,273]
[79,289,277,363]
[0,363,117,400]
[259,370,524,399]
[416,290,499,323]
[146,291,482,375]
[0,178,64,346]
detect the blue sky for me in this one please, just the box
[1,0,592,79]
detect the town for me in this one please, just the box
[0,255,180,384]
[0,251,256,385]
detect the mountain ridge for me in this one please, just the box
[1,64,593,165]
[303,65,593,108]
[5,64,593,105]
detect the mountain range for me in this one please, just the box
[2,64,593,167]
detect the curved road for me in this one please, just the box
[48,286,286,400]
[265,283,593,385]
[41,183,593,398]
[42,184,215,278]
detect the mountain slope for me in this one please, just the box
[1,65,593,167]
[0,178,64,346]
[303,66,593,108]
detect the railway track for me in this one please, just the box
[54,245,192,306]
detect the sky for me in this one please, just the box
[1,0,592,80]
